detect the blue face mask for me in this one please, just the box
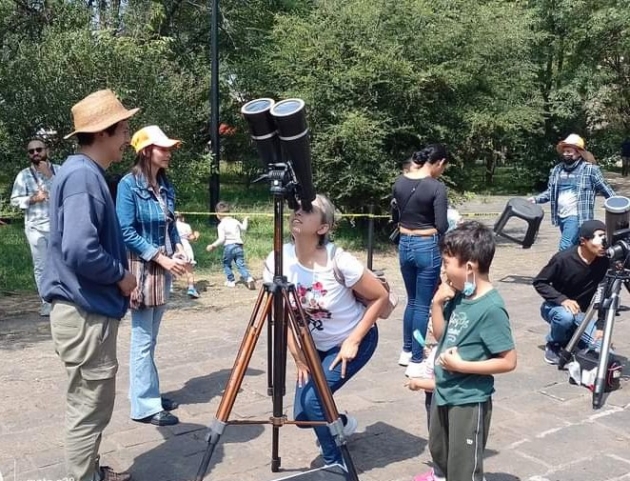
[462,268,476,297]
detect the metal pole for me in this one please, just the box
[208,0,220,223]
[367,204,374,270]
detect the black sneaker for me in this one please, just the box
[134,410,179,426]
[544,343,561,365]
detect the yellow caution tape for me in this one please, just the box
[1,210,503,221]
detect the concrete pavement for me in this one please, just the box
[1,189,629,481]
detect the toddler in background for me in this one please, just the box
[175,212,200,298]
[206,201,256,289]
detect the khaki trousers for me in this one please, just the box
[50,301,120,481]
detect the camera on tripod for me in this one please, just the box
[604,196,630,265]
[558,195,628,409]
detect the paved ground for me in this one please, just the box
[2,176,630,481]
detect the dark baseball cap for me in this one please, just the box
[579,220,606,240]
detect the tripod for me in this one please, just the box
[557,267,628,409]
[194,164,360,481]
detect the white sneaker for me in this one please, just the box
[343,414,358,437]
[224,280,236,288]
[405,361,429,378]
[316,413,358,453]
[398,351,412,366]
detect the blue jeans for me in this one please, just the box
[294,326,378,466]
[540,301,600,349]
[129,277,170,419]
[223,244,251,282]
[558,215,579,251]
[398,234,442,362]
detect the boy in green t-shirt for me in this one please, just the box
[414,221,517,481]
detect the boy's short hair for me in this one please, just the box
[440,221,496,274]
[215,201,231,214]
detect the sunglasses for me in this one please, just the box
[28,147,44,155]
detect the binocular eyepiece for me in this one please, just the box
[241,98,316,211]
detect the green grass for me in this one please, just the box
[0,222,37,294]
[0,182,383,293]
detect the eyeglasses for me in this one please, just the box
[28,147,44,155]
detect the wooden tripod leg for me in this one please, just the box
[282,287,361,481]
[194,286,274,481]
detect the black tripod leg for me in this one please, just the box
[593,282,619,409]
[557,300,598,369]
[271,289,289,472]
[194,289,274,481]
[284,289,360,481]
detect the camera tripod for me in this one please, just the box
[194,164,359,481]
[557,267,628,409]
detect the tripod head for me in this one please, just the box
[253,162,304,211]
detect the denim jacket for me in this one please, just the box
[116,172,181,261]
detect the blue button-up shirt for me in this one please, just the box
[534,161,616,225]
[116,172,181,261]
[10,163,61,228]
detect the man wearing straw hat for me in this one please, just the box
[41,89,139,481]
[529,133,615,251]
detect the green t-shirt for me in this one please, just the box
[434,289,515,406]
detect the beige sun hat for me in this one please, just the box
[64,89,140,139]
[556,133,596,164]
[130,125,181,153]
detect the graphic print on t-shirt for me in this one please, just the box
[297,282,331,332]
[445,310,471,345]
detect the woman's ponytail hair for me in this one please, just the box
[411,143,449,166]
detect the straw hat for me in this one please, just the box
[64,89,140,139]
[131,125,181,153]
[556,134,596,164]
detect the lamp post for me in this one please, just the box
[208,0,220,223]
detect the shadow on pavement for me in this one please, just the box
[163,368,265,407]
[486,473,521,481]
[130,420,265,481]
[347,421,427,472]
[498,275,535,286]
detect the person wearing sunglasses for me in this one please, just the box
[10,137,61,316]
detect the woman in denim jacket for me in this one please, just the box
[116,125,188,426]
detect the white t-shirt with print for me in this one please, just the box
[263,243,366,352]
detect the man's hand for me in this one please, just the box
[595,329,604,341]
[31,189,48,204]
[206,244,215,252]
[527,197,536,204]
[561,299,581,315]
[117,270,137,296]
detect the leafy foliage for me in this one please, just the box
[1,0,629,212]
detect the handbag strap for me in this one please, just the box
[396,178,424,219]
[330,245,346,286]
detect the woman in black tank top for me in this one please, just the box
[392,144,449,379]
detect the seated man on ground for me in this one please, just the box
[533,220,609,365]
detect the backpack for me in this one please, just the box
[567,348,622,393]
[330,245,398,319]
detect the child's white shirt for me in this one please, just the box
[212,216,248,247]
